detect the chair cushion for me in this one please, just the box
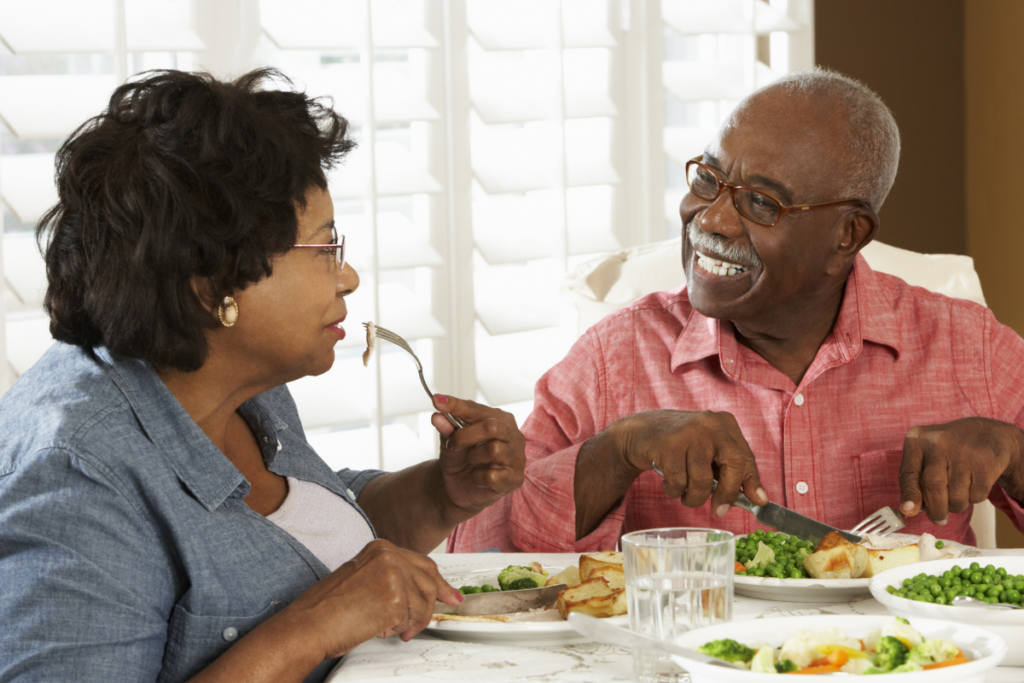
[564,239,986,335]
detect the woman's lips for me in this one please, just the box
[327,316,346,340]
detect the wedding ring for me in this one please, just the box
[651,462,664,477]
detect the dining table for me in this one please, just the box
[326,550,1024,683]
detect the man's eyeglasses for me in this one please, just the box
[293,231,346,271]
[685,156,868,227]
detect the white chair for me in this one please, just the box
[563,238,997,548]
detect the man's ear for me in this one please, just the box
[826,206,879,276]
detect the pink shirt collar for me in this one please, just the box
[670,253,904,392]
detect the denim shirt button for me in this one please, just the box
[222,626,238,642]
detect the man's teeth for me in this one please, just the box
[697,253,748,277]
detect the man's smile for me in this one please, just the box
[694,249,750,277]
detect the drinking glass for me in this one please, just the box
[622,528,735,683]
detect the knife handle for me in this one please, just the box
[712,479,761,514]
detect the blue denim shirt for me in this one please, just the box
[0,343,383,682]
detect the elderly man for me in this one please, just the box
[449,68,1024,553]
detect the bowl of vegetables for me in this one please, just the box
[673,615,1005,681]
[869,556,1024,666]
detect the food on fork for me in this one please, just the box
[579,551,624,581]
[361,321,376,366]
[803,532,869,579]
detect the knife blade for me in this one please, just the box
[730,487,862,544]
[651,464,861,544]
[441,583,567,616]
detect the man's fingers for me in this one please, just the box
[919,457,950,525]
[658,455,687,498]
[898,439,925,516]
[681,447,714,508]
[710,448,744,517]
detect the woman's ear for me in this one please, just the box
[190,276,218,315]
[826,206,879,276]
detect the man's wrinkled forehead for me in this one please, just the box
[706,92,850,203]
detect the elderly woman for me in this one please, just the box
[0,69,525,682]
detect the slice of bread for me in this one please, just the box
[860,544,920,578]
[588,565,625,591]
[556,577,627,619]
[579,551,624,581]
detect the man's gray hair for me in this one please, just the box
[754,67,901,211]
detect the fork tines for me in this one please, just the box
[850,506,907,537]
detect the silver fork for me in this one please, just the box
[364,323,464,430]
[850,506,906,537]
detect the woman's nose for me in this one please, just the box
[337,262,359,296]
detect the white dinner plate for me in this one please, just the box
[426,566,628,645]
[674,614,1006,682]
[734,534,979,603]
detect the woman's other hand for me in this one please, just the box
[279,540,461,659]
[430,395,526,515]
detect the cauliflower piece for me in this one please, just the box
[841,658,876,675]
[779,627,861,668]
[918,533,961,561]
[744,541,777,571]
[879,617,925,648]
[749,646,776,673]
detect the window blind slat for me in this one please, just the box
[661,0,799,36]
[260,0,438,49]
[0,76,115,139]
[341,212,444,271]
[662,61,749,102]
[0,154,58,224]
[3,234,47,310]
[295,67,440,125]
[327,142,442,199]
[0,0,203,53]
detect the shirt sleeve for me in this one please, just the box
[985,315,1024,534]
[448,326,629,553]
[0,447,174,682]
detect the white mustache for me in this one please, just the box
[686,220,761,268]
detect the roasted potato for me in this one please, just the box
[803,534,868,579]
[556,577,627,619]
[579,551,624,581]
[860,544,920,578]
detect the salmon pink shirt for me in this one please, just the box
[449,255,1024,552]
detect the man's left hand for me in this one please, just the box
[899,417,1024,524]
[430,395,526,517]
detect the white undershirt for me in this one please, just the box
[266,477,375,572]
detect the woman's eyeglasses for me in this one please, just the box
[293,232,346,271]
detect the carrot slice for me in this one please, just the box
[786,665,841,675]
[735,561,748,573]
[808,650,848,668]
[923,655,969,670]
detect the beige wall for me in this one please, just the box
[817,1,1024,548]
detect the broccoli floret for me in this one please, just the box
[873,635,910,672]
[775,659,799,673]
[744,541,777,571]
[497,565,546,591]
[697,639,756,664]
[906,639,960,667]
[895,617,910,625]
[888,662,924,673]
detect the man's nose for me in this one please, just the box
[697,188,745,237]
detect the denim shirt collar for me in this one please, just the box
[97,347,287,512]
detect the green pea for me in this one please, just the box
[935,540,945,549]
[964,585,977,597]
[951,565,963,574]
[934,595,947,605]
[984,565,996,575]
[939,577,951,589]
[481,584,497,592]
[970,562,981,571]
[1006,589,1021,603]
[971,572,984,584]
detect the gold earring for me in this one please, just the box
[217,296,239,327]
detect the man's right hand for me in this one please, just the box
[616,410,767,515]
[575,409,767,540]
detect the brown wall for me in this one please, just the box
[816,0,966,255]
[965,0,1024,549]
[816,0,1024,548]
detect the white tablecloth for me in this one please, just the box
[326,552,1024,683]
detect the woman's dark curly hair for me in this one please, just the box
[37,68,355,372]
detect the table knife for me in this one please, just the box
[434,583,568,617]
[651,464,860,544]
